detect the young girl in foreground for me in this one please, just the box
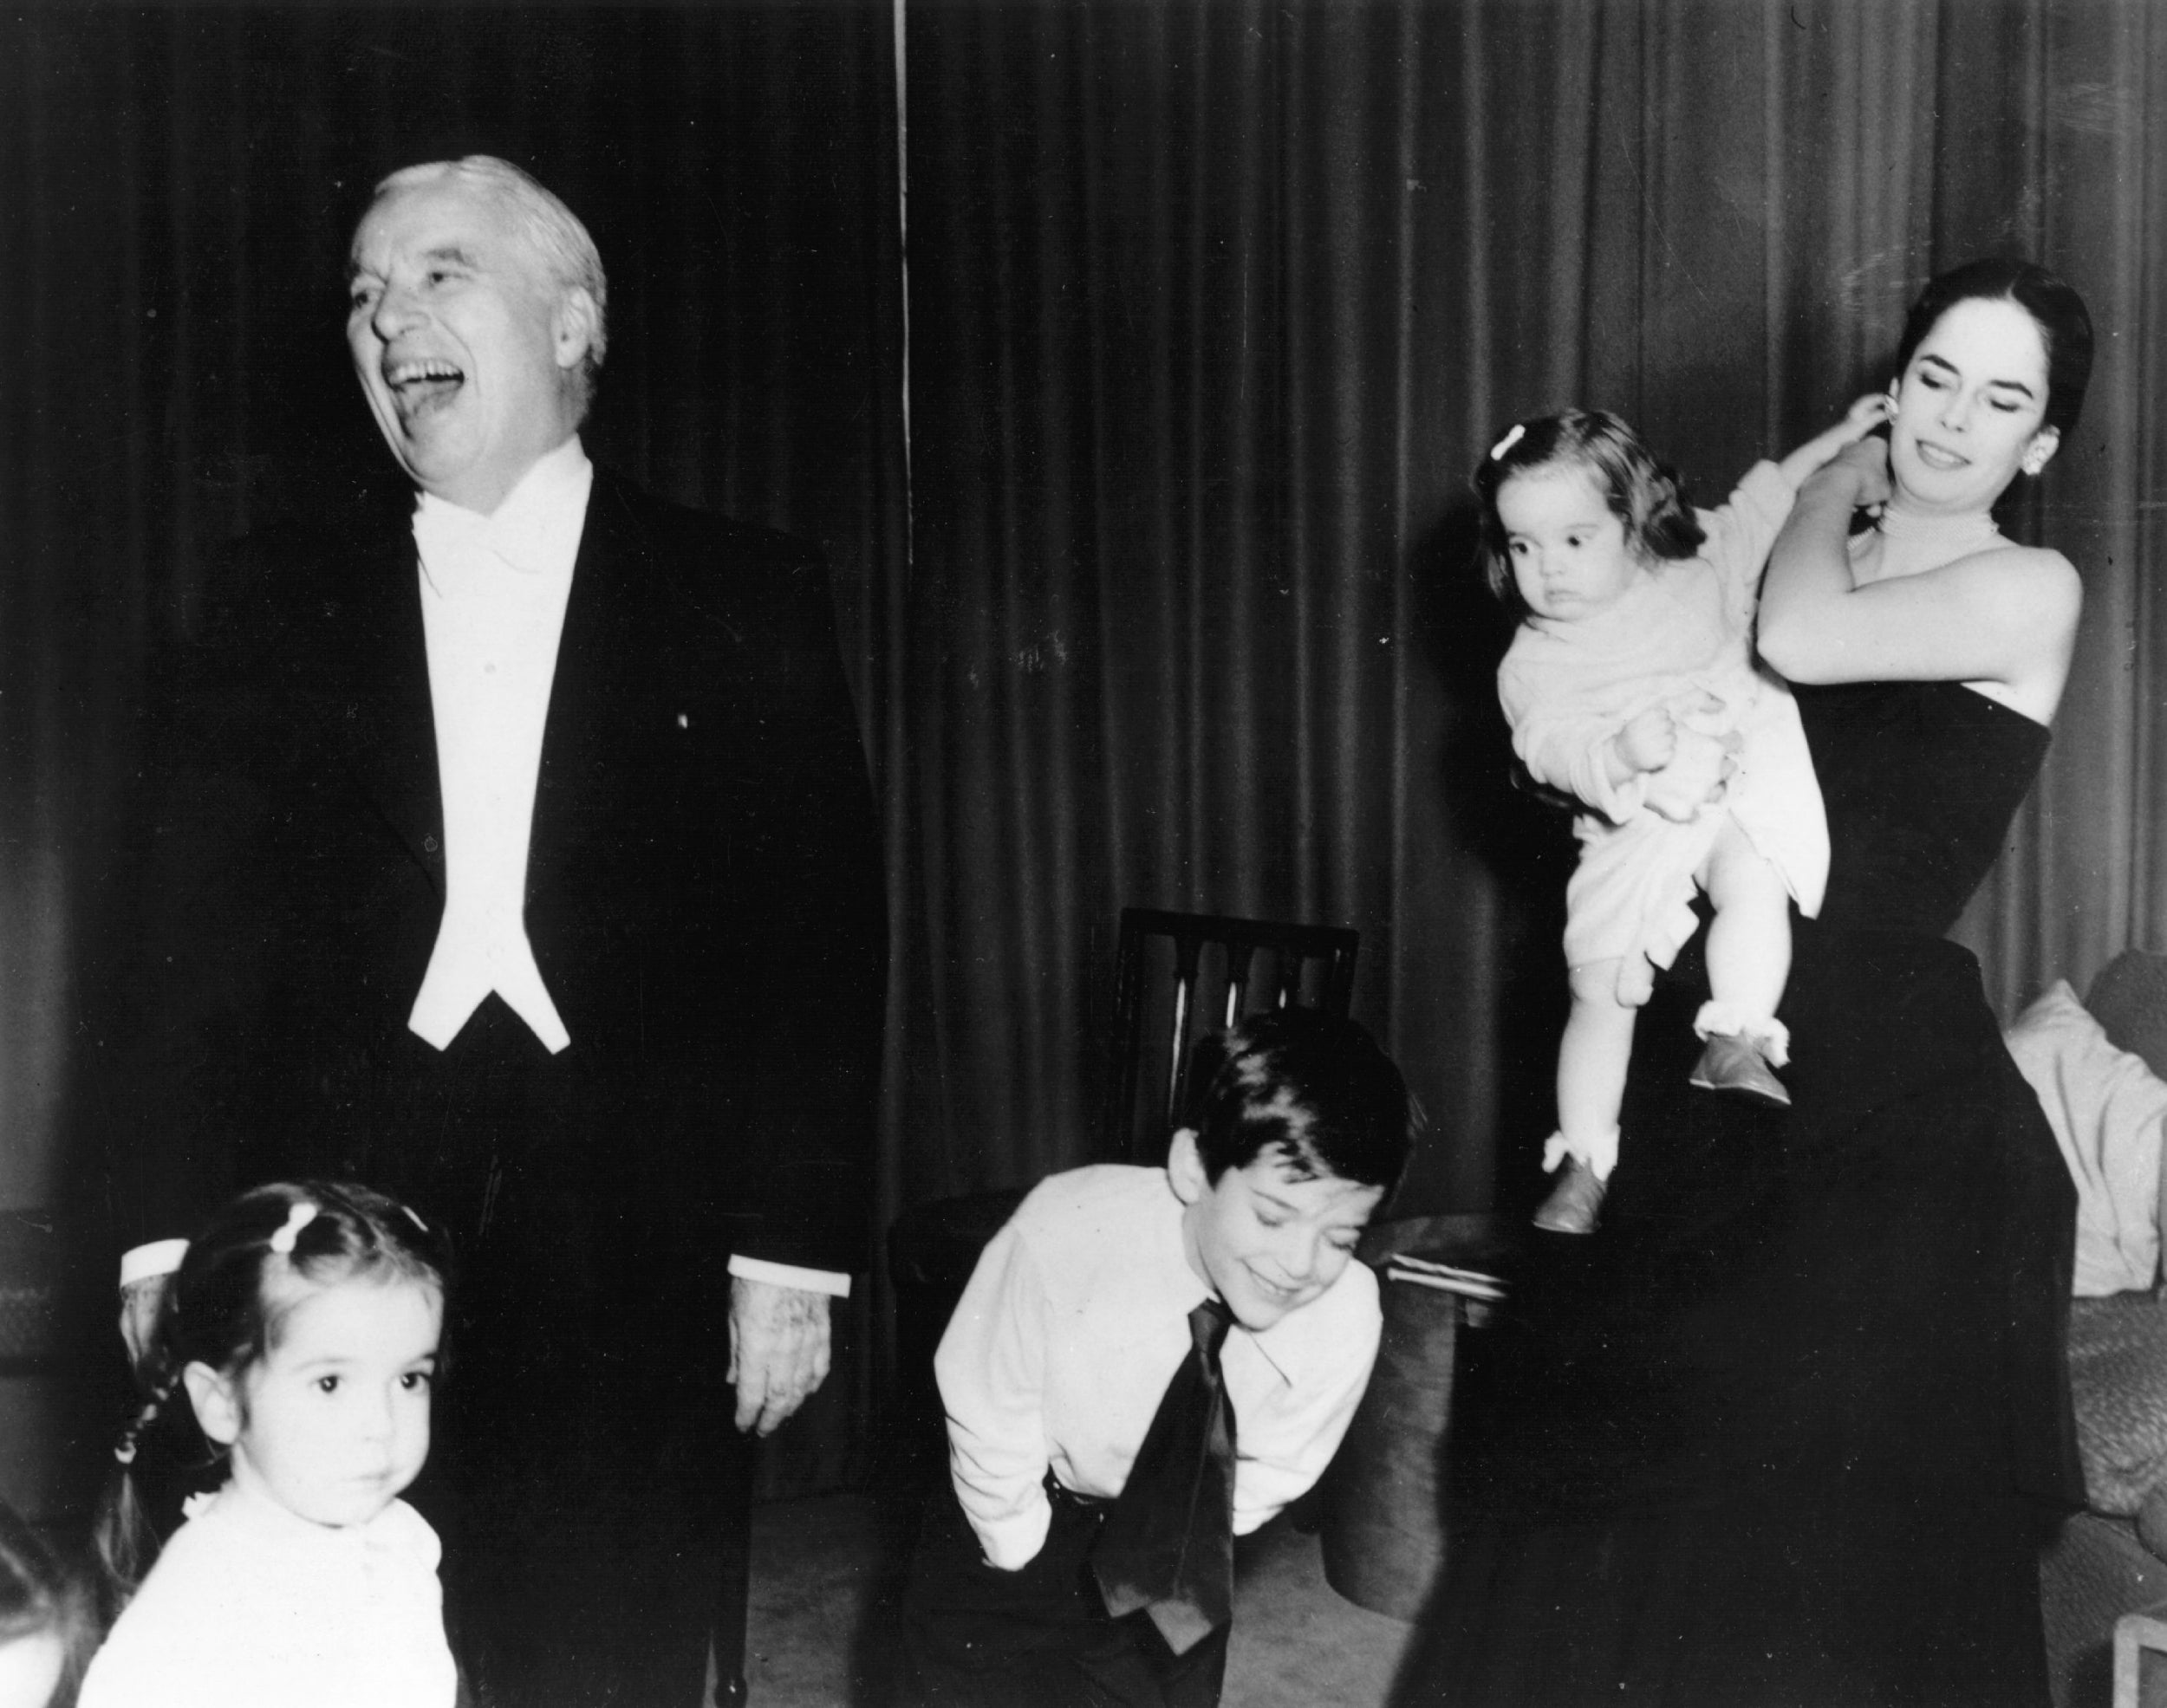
[1480,401,1883,1233]
[81,1181,455,1708]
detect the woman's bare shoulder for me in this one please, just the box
[1952,540,2081,622]
[1947,543,2081,718]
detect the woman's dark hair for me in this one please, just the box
[1894,258,2094,438]
[1182,1009,1418,1193]
[1473,410,1706,621]
[93,1181,449,1601]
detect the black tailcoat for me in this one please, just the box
[73,463,886,1700]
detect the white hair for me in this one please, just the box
[371,155,608,415]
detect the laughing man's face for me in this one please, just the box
[346,174,593,516]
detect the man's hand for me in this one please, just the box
[118,1273,172,1375]
[728,1277,833,1437]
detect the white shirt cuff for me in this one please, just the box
[727,1256,851,1298]
[968,1492,1052,1572]
[119,1239,191,1289]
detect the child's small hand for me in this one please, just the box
[1643,727,1733,822]
[1616,705,1677,775]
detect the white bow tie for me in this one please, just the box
[412,497,551,582]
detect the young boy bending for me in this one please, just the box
[896,1009,1415,1708]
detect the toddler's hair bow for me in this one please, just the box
[270,1200,318,1256]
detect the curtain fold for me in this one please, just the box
[899,0,1556,1213]
[891,0,2167,1225]
[1,3,904,1494]
[1981,0,2167,1010]
[9,0,2167,1477]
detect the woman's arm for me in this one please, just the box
[1756,441,2080,711]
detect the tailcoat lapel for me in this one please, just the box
[330,465,661,1025]
[530,467,641,917]
[342,510,444,882]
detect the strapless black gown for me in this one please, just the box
[1398,681,2082,1708]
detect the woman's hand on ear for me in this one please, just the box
[1802,436,1892,512]
[1843,392,1896,438]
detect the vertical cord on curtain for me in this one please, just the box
[9,3,908,1497]
[1993,0,2167,1003]
[899,1,1576,1212]
[14,0,2167,1414]
[888,0,2167,1224]
[895,0,915,546]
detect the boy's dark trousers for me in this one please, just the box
[896,1477,1230,1708]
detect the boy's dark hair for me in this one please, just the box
[94,1179,450,1602]
[1473,410,1705,622]
[1895,257,2093,438]
[1181,1009,1415,1192]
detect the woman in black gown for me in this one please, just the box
[1402,259,2096,1707]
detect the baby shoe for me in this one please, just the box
[1533,1156,1606,1235]
[1689,1032,1791,1107]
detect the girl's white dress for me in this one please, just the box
[79,1480,458,1708]
[1498,462,1830,1005]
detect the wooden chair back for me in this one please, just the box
[1103,907,1359,1163]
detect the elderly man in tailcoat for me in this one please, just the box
[83,155,885,1706]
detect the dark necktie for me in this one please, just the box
[1091,1296,1239,1653]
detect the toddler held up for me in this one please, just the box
[1478,400,1885,1233]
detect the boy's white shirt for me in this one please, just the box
[936,1163,1382,1571]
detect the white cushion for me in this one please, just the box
[2005,980,2167,1297]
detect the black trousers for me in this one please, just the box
[321,1001,754,1708]
[895,1477,1230,1708]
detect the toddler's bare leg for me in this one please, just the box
[1699,818,1791,1045]
[1689,820,1796,1105]
[1556,958,1634,1179]
[1535,959,1635,1233]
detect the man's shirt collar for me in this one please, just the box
[412,435,592,585]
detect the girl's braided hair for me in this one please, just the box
[93,1181,448,1602]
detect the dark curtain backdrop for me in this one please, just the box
[0,2,905,1191]
[0,3,904,1492]
[891,0,2167,1226]
[5,0,2167,1489]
